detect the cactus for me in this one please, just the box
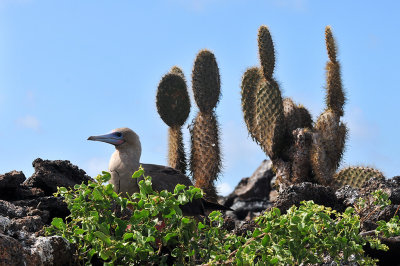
[310,26,348,186]
[190,49,222,202]
[241,25,353,187]
[255,79,285,159]
[241,67,262,144]
[334,166,385,188]
[190,111,221,201]
[192,50,221,113]
[156,66,190,173]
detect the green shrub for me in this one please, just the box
[46,169,399,265]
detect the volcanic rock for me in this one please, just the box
[23,158,92,196]
[0,158,92,265]
[220,160,276,221]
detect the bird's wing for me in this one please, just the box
[140,163,194,192]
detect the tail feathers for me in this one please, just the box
[202,199,233,211]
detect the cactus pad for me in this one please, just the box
[258,25,275,80]
[283,98,313,134]
[311,109,347,185]
[192,49,221,113]
[325,26,345,117]
[241,67,263,143]
[325,26,337,62]
[334,166,385,188]
[255,79,285,159]
[156,72,191,127]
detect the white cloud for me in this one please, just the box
[86,157,109,177]
[16,115,40,131]
[217,182,232,196]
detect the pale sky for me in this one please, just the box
[1,0,399,195]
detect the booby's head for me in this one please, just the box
[88,127,141,152]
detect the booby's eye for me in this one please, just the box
[114,132,122,138]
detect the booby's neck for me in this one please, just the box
[108,144,142,194]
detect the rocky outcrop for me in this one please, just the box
[220,160,276,221]
[24,158,92,196]
[221,160,400,264]
[273,182,346,214]
[0,158,92,265]
[1,158,399,264]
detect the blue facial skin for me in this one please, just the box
[88,131,125,146]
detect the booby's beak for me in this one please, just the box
[87,132,124,146]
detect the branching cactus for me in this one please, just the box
[241,25,356,187]
[156,66,191,174]
[310,26,348,186]
[190,49,222,202]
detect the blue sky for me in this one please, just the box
[1,0,399,195]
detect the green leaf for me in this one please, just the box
[181,217,191,224]
[252,228,262,238]
[94,231,111,245]
[262,235,270,246]
[123,232,134,241]
[92,188,103,200]
[163,232,178,243]
[198,222,205,230]
[74,228,85,235]
[99,250,110,260]
[174,184,186,194]
[100,171,111,182]
[132,168,144,178]
[58,187,68,193]
[88,249,96,259]
[273,208,281,216]
[134,209,150,219]
[146,236,155,243]
[51,218,66,230]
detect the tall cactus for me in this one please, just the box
[156,66,190,174]
[190,49,222,202]
[241,25,353,187]
[311,26,348,186]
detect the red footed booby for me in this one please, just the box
[88,127,230,216]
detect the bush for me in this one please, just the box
[46,168,399,265]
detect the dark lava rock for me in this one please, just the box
[0,171,25,189]
[355,177,400,232]
[363,234,400,266]
[335,185,360,207]
[11,196,68,224]
[0,158,92,265]
[221,160,276,221]
[234,220,257,237]
[23,158,93,195]
[274,182,345,214]
[0,171,26,200]
[0,200,26,218]
[0,233,77,266]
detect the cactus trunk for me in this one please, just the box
[168,126,187,174]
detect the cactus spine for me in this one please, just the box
[241,25,353,187]
[190,49,221,202]
[156,66,190,174]
[311,26,348,186]
[334,166,385,188]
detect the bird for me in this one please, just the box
[88,127,231,216]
